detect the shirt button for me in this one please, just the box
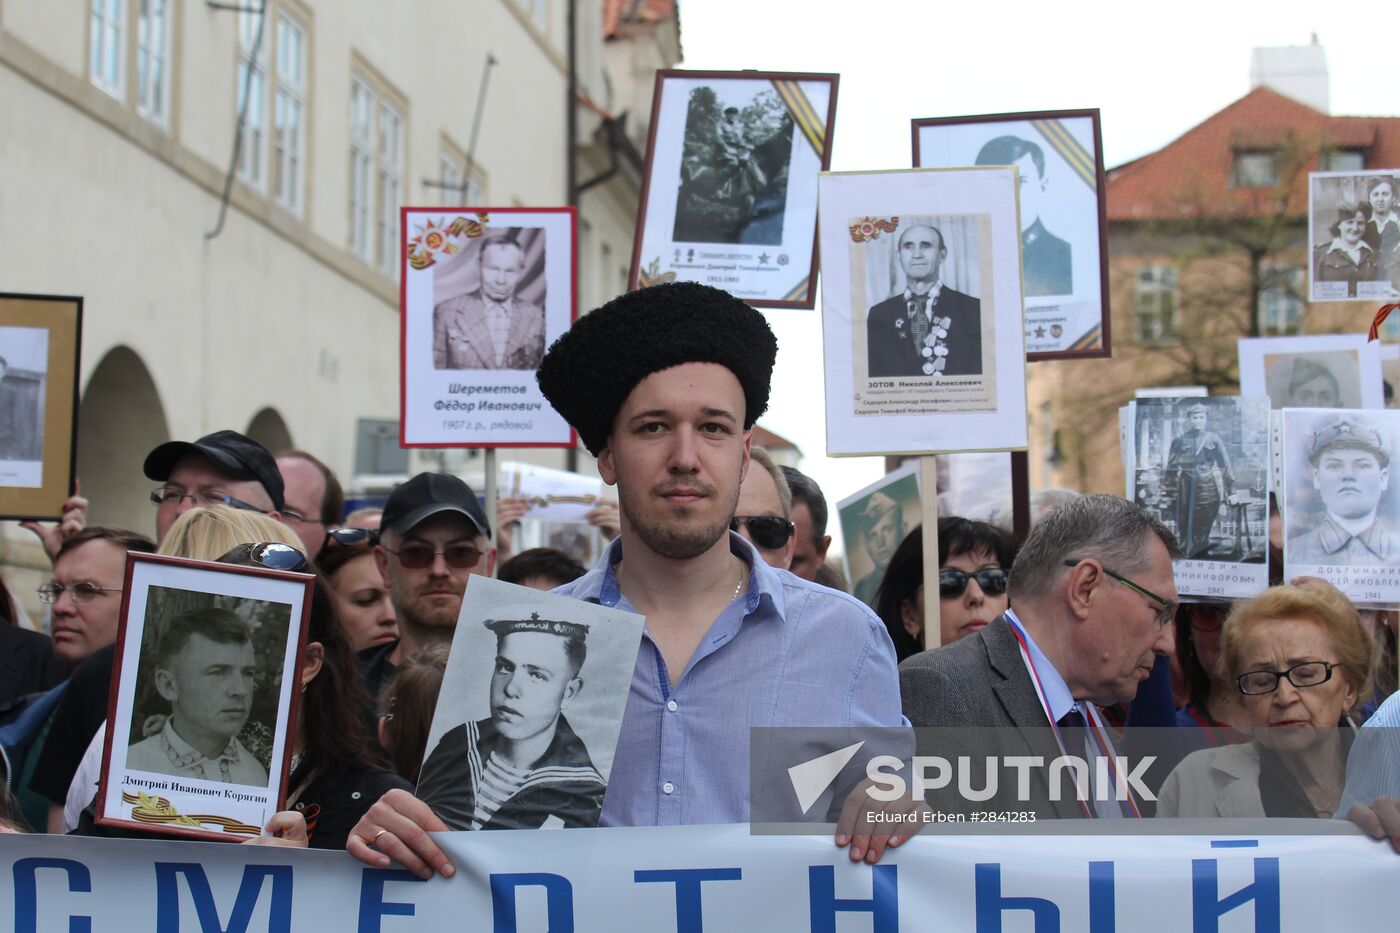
[662,782,675,795]
[666,700,678,712]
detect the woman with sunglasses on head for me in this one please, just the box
[874,517,1014,662]
[318,528,399,653]
[1157,580,1376,819]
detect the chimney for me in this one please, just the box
[1250,37,1329,112]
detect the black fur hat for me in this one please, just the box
[537,282,778,456]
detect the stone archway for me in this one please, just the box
[245,407,293,454]
[77,346,171,536]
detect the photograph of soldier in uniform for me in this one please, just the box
[974,135,1071,297]
[837,464,922,609]
[416,580,644,830]
[1239,335,1384,412]
[1286,412,1400,569]
[1309,172,1398,302]
[124,587,292,786]
[0,327,47,465]
[671,85,794,245]
[864,217,983,379]
[1130,398,1268,566]
[432,228,547,371]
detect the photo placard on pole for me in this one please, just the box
[1238,334,1384,411]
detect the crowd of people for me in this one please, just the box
[1,281,1397,868]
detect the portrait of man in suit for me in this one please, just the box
[432,236,547,371]
[865,223,983,379]
[975,135,1072,298]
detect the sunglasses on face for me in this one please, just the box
[323,527,379,548]
[730,515,795,550]
[218,542,309,572]
[383,541,484,570]
[938,567,1009,599]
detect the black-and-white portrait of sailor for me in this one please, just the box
[974,135,1071,298]
[865,221,983,379]
[416,613,606,829]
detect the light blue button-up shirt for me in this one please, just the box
[555,532,906,826]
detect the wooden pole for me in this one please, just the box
[919,456,941,650]
[484,448,499,576]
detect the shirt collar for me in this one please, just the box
[1326,237,1373,256]
[902,280,943,308]
[161,718,241,770]
[1317,515,1387,557]
[1370,213,1398,232]
[560,531,786,621]
[1004,608,1076,723]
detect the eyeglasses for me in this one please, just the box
[1237,661,1336,696]
[383,542,484,570]
[1189,607,1226,633]
[150,486,266,514]
[218,542,309,572]
[730,515,795,550]
[938,567,1009,599]
[323,527,378,548]
[1064,558,1176,628]
[37,582,122,604]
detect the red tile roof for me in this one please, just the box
[603,0,676,38]
[1107,87,1400,222]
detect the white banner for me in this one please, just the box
[3,824,1396,931]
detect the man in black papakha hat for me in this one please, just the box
[348,282,909,874]
[416,612,605,830]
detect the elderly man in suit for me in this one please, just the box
[865,223,982,378]
[900,494,1178,818]
[433,237,546,371]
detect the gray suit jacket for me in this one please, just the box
[899,615,1086,820]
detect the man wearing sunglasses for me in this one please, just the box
[360,472,495,702]
[143,430,285,543]
[901,494,1179,819]
[730,446,796,570]
[348,282,906,877]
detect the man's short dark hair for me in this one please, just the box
[154,607,251,670]
[479,237,523,267]
[277,449,344,525]
[498,547,586,589]
[974,135,1046,178]
[780,466,829,545]
[493,626,587,681]
[56,526,157,562]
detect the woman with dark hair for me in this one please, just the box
[874,516,1014,662]
[377,644,449,785]
[1314,200,1380,297]
[1166,402,1233,559]
[1173,601,1247,746]
[317,531,398,653]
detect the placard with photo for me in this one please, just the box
[0,293,81,520]
[913,110,1109,360]
[97,554,314,841]
[818,167,1028,455]
[1283,408,1400,605]
[1130,397,1271,599]
[400,207,577,447]
[836,463,923,609]
[1238,334,1384,411]
[629,70,838,308]
[1308,171,1400,302]
[416,577,644,830]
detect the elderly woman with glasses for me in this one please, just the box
[1157,580,1376,819]
[874,517,1015,661]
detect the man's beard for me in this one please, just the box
[394,581,465,639]
[620,477,734,560]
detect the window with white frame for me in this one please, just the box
[236,9,268,190]
[376,101,403,278]
[1257,264,1305,336]
[438,149,482,205]
[348,77,375,263]
[1134,265,1179,345]
[272,11,307,214]
[135,0,171,124]
[90,0,126,98]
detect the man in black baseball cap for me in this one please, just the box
[143,430,285,543]
[362,472,495,700]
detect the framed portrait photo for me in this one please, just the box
[96,553,314,841]
[400,207,577,448]
[1238,334,1384,411]
[1307,171,1400,303]
[913,110,1110,360]
[629,69,838,308]
[416,577,644,830]
[1129,397,1271,599]
[836,463,922,609]
[0,293,81,520]
[818,167,1029,456]
[1282,408,1400,605]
